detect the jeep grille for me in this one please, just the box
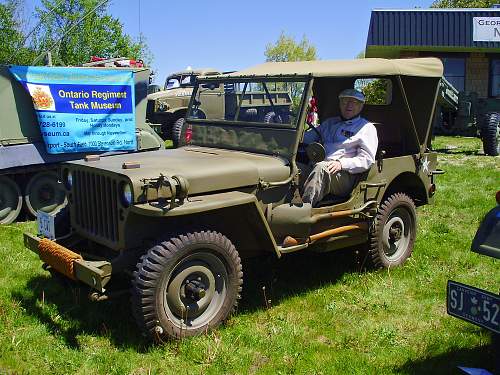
[73,169,120,243]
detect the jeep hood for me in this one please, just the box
[68,146,290,196]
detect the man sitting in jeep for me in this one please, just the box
[302,88,378,205]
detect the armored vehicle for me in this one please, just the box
[436,77,500,156]
[25,58,444,341]
[0,66,164,224]
[146,68,292,145]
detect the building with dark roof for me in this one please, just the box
[366,7,500,97]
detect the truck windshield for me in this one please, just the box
[165,74,196,90]
[184,79,308,158]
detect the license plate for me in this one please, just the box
[447,280,500,334]
[37,211,55,239]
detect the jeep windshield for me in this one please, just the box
[165,74,196,90]
[185,78,308,158]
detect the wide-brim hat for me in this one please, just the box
[338,88,365,103]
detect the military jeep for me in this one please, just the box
[24,58,444,341]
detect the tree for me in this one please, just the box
[0,0,36,64]
[431,0,495,7]
[33,0,150,66]
[265,32,317,62]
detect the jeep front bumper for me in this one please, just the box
[24,233,112,292]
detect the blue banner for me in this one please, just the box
[9,66,137,154]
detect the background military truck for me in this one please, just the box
[146,69,293,145]
[24,58,443,341]
[146,68,220,142]
[0,66,164,224]
[436,77,500,156]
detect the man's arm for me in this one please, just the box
[338,123,378,173]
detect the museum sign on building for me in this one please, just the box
[366,7,500,97]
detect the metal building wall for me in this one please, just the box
[367,9,500,49]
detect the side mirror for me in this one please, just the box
[306,142,325,164]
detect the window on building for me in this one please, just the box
[441,57,465,92]
[490,59,500,97]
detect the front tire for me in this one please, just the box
[482,112,500,156]
[172,117,185,148]
[368,193,417,268]
[131,231,243,340]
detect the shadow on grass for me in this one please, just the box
[240,245,366,312]
[12,245,365,350]
[11,275,151,351]
[433,148,482,156]
[397,342,499,375]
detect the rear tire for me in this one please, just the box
[0,176,22,224]
[368,193,417,268]
[482,112,500,156]
[131,230,243,341]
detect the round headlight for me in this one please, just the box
[121,183,133,207]
[64,170,73,189]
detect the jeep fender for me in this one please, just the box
[130,191,280,258]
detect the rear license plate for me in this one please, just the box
[447,280,500,334]
[37,211,55,240]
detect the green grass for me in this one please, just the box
[1,136,499,374]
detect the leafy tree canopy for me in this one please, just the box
[431,0,496,8]
[265,32,317,62]
[34,0,149,66]
[0,0,36,64]
[0,0,150,66]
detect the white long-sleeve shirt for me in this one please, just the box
[303,116,378,174]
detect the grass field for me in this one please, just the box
[0,136,499,374]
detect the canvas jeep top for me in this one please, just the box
[24,57,444,341]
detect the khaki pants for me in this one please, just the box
[300,161,357,206]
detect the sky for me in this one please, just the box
[25,0,435,85]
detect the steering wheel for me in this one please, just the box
[297,123,326,164]
[305,122,324,144]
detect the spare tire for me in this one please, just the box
[482,112,500,156]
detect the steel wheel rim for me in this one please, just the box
[0,177,22,224]
[25,172,66,216]
[163,252,228,330]
[382,207,412,260]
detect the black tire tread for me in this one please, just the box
[172,117,185,148]
[131,230,242,341]
[482,112,500,156]
[368,192,417,269]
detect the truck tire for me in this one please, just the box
[0,176,22,224]
[172,117,185,147]
[24,171,67,217]
[482,112,500,156]
[368,193,416,268]
[264,111,283,124]
[131,230,243,341]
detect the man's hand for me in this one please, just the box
[326,160,342,174]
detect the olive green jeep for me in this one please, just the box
[24,58,444,341]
